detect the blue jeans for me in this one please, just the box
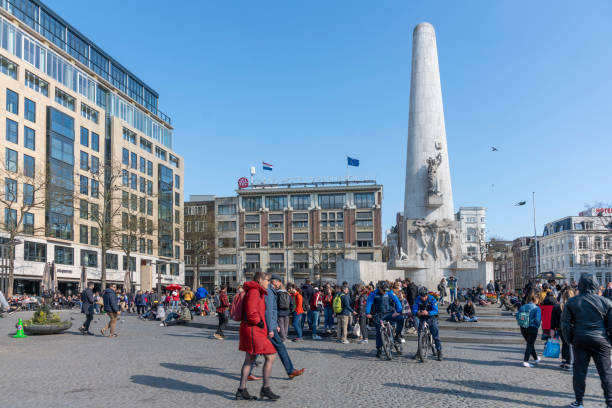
[374,313,405,349]
[418,317,442,351]
[300,311,307,331]
[324,307,334,330]
[308,310,320,337]
[293,312,303,339]
[450,289,456,303]
[171,300,179,313]
[463,315,477,322]
[249,331,295,376]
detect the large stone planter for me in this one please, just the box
[23,321,72,335]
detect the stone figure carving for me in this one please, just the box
[477,230,488,261]
[415,221,430,260]
[399,246,409,260]
[440,227,456,261]
[426,153,442,195]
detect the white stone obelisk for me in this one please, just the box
[404,22,454,221]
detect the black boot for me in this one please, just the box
[437,350,443,361]
[260,386,280,401]
[235,388,257,400]
[376,348,382,358]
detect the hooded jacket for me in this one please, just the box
[102,288,120,313]
[562,273,612,346]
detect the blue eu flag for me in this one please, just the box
[347,157,359,167]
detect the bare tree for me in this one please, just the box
[0,163,47,297]
[185,203,215,289]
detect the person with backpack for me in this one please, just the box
[289,285,304,342]
[335,286,356,344]
[309,287,323,340]
[214,286,230,340]
[516,291,542,368]
[562,273,612,408]
[235,272,279,401]
[276,283,291,342]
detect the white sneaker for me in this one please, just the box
[533,357,541,365]
[569,402,584,408]
[159,323,164,327]
[312,335,322,340]
[342,340,349,344]
[522,361,534,368]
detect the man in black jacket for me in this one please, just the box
[562,273,612,408]
[79,282,95,335]
[406,279,418,307]
[101,284,121,337]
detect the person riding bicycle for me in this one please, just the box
[412,286,443,361]
[366,281,404,358]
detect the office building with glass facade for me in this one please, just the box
[0,0,183,294]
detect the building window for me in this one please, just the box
[24,127,35,150]
[219,255,237,265]
[245,215,260,230]
[578,236,588,249]
[6,89,18,114]
[356,232,373,247]
[467,246,477,257]
[24,155,35,178]
[155,146,167,160]
[122,256,136,272]
[293,233,308,248]
[91,156,99,174]
[175,175,180,189]
[147,200,153,216]
[569,254,574,267]
[80,225,88,244]
[245,233,260,248]
[80,127,89,147]
[355,211,373,227]
[22,212,33,235]
[218,221,236,232]
[81,103,99,124]
[80,151,89,171]
[91,180,99,198]
[268,213,284,230]
[23,184,34,205]
[80,175,88,195]
[91,227,99,246]
[80,199,88,219]
[81,250,98,267]
[243,197,261,212]
[291,195,310,210]
[580,254,589,265]
[122,148,129,165]
[24,241,46,262]
[140,137,152,153]
[169,154,179,168]
[595,236,602,250]
[24,98,35,122]
[140,157,146,173]
[54,246,74,265]
[25,71,49,96]
[292,213,308,229]
[175,192,180,206]
[147,160,153,176]
[6,119,18,143]
[265,196,287,211]
[55,88,75,111]
[130,152,137,169]
[269,233,284,248]
[357,252,374,261]
[318,194,345,209]
[131,173,137,190]
[4,208,16,229]
[218,204,236,215]
[105,253,118,270]
[6,148,17,172]
[91,133,99,152]
[354,193,375,208]
[0,55,18,79]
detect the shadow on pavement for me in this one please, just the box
[160,362,240,381]
[130,375,234,399]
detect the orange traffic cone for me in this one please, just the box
[13,318,27,338]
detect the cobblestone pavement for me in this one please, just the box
[0,311,608,408]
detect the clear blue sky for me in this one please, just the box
[47,0,612,240]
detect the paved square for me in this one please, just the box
[0,311,608,407]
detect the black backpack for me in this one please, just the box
[277,291,291,311]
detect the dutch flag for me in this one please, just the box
[262,162,273,171]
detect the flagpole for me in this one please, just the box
[532,191,540,281]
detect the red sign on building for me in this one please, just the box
[238,177,249,189]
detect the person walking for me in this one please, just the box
[265,275,305,379]
[79,282,95,335]
[356,285,370,344]
[562,273,612,408]
[289,285,304,342]
[276,283,291,342]
[214,286,230,340]
[101,284,121,337]
[437,278,447,305]
[336,286,356,344]
[516,291,541,368]
[236,272,279,401]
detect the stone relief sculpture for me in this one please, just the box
[426,153,442,196]
[399,247,409,260]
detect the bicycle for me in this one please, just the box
[417,319,437,362]
[380,318,402,360]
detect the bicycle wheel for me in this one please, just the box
[380,324,392,360]
[429,334,437,357]
[417,328,428,362]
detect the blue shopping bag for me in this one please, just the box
[543,339,560,358]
